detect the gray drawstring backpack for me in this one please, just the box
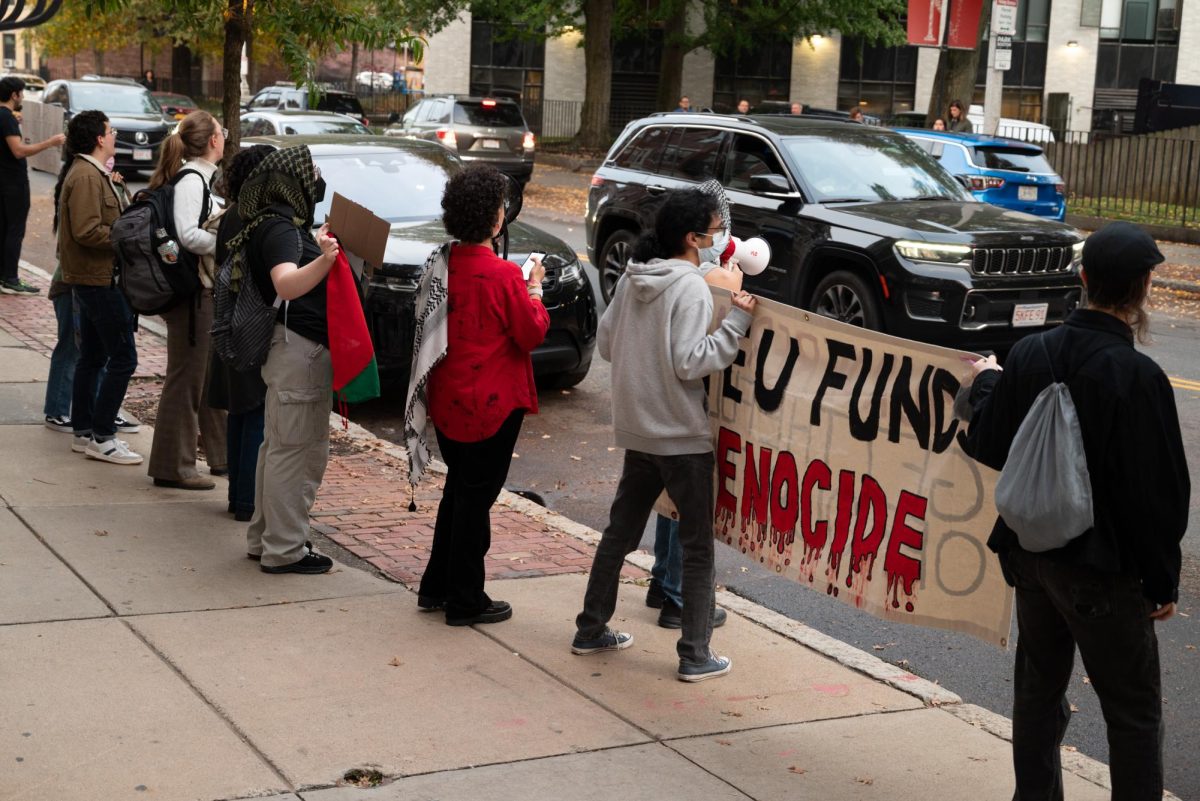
[994,335,1102,552]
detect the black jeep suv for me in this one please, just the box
[586,113,1084,354]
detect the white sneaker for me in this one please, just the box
[84,438,144,465]
[71,435,91,453]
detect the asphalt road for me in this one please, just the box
[17,171,1200,798]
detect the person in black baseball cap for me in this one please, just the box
[958,219,1188,799]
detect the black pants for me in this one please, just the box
[1004,547,1163,801]
[419,410,524,617]
[576,449,717,664]
[72,285,138,440]
[0,177,30,284]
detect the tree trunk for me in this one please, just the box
[656,8,687,113]
[578,0,614,150]
[350,43,359,93]
[246,3,257,94]
[223,0,248,161]
[926,1,992,127]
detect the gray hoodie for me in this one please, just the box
[598,257,752,455]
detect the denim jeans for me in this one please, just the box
[577,449,717,664]
[651,515,684,607]
[43,294,79,418]
[1003,547,1164,801]
[72,285,137,441]
[0,177,29,284]
[226,406,265,516]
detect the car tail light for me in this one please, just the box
[522,131,535,150]
[590,174,605,187]
[436,128,458,148]
[1054,182,1065,194]
[362,117,370,126]
[969,176,1005,191]
[482,98,497,107]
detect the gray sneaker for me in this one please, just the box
[71,435,91,453]
[84,437,144,465]
[678,653,732,682]
[571,628,633,655]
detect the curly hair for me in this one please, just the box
[441,164,508,243]
[632,188,719,262]
[217,144,274,204]
[53,110,110,233]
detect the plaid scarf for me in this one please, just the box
[224,145,318,290]
[403,243,453,487]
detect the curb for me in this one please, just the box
[536,152,603,173]
[1155,276,1200,295]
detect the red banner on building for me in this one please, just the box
[946,0,985,49]
[907,0,945,46]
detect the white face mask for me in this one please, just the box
[698,228,730,265]
[104,157,115,172]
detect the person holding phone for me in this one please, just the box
[414,164,550,626]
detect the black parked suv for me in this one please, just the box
[586,113,1085,354]
[41,79,171,173]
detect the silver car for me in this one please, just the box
[240,110,372,137]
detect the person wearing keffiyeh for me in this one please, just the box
[406,165,549,626]
[236,145,342,575]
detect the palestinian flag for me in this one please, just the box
[327,249,380,405]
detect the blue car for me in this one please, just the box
[897,129,1066,221]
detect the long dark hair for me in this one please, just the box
[52,110,109,234]
[1087,267,1153,343]
[632,188,719,262]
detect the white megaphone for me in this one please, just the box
[719,235,771,276]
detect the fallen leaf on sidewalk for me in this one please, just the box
[1185,645,1196,651]
[541,434,551,439]
[856,777,874,785]
[1063,745,1078,752]
[387,657,403,667]
[872,642,895,651]
[93,529,109,537]
[788,766,807,775]
[1082,676,1091,684]
[968,756,988,762]
[721,710,743,718]
[607,447,616,452]
[1069,703,1080,712]
[716,739,732,746]
[570,455,582,461]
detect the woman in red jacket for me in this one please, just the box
[417,165,550,626]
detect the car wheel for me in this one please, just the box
[809,270,883,330]
[599,229,637,303]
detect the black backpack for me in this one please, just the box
[111,168,211,316]
[210,217,294,372]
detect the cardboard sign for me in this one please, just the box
[663,293,1014,648]
[327,192,390,279]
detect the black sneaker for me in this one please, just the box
[657,599,727,629]
[0,278,40,295]
[260,550,331,574]
[114,414,141,434]
[248,541,311,561]
[44,415,73,433]
[446,600,512,626]
[645,580,666,609]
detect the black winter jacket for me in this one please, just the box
[964,309,1189,604]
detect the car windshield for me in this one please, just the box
[314,94,364,116]
[972,146,1055,174]
[312,151,456,223]
[282,119,371,135]
[156,94,195,107]
[781,132,966,202]
[454,102,525,127]
[72,84,161,114]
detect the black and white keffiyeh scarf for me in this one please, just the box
[403,242,453,487]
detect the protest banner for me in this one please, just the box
[701,293,1013,647]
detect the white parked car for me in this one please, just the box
[967,104,1055,143]
[355,71,392,91]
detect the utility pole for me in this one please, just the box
[985,0,1017,136]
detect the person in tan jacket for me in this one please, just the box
[54,110,141,465]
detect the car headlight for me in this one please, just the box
[1071,241,1084,269]
[558,259,584,285]
[894,240,973,267]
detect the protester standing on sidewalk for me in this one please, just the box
[1,76,66,295]
[961,222,1189,801]
[56,110,141,465]
[146,111,228,490]
[572,188,755,682]
[207,144,273,522]
[230,145,337,574]
[407,165,550,626]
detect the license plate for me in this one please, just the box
[1018,185,1038,201]
[1012,302,1048,328]
[481,139,501,149]
[133,148,152,161]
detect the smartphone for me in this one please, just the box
[521,252,546,281]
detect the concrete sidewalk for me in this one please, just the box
[0,266,1137,800]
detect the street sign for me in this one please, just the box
[907,0,945,46]
[947,0,986,49]
[994,48,1013,70]
[994,0,1019,37]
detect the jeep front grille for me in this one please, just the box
[971,246,1073,276]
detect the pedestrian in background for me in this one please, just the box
[1,75,66,295]
[207,144,274,522]
[933,118,947,131]
[146,110,228,490]
[409,165,549,626]
[848,106,864,123]
[55,110,141,465]
[572,188,755,682]
[961,222,1188,800]
[790,102,803,115]
[736,99,750,114]
[947,100,972,132]
[675,96,691,112]
[229,145,337,574]
[140,70,155,91]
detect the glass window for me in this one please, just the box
[612,126,671,172]
[971,146,1055,173]
[839,37,918,118]
[661,127,725,182]
[453,101,526,127]
[311,150,459,223]
[281,119,371,135]
[71,84,160,114]
[712,37,792,112]
[781,132,965,202]
[470,18,545,105]
[724,134,787,191]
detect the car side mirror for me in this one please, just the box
[387,111,400,124]
[748,174,792,195]
[503,174,524,225]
